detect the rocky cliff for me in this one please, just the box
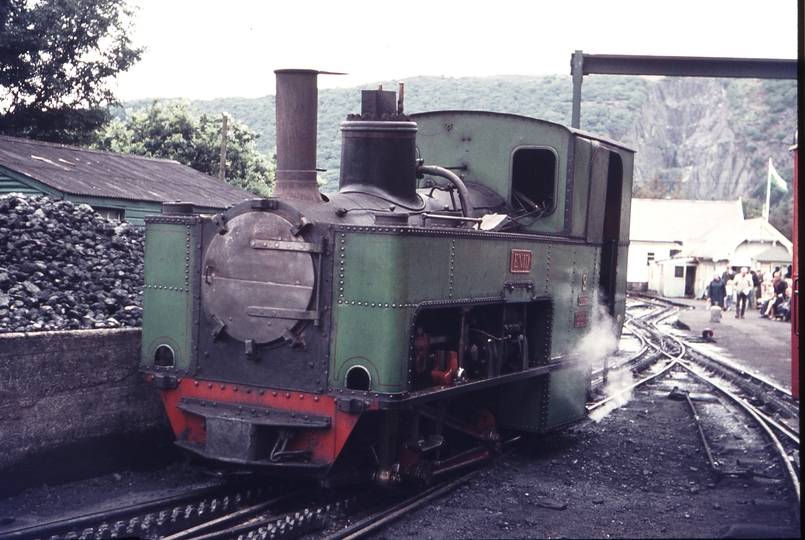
[626,78,796,203]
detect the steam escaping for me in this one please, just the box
[576,303,619,368]
[588,367,634,423]
[571,303,633,423]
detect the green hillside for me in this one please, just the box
[124,75,650,191]
[119,75,796,241]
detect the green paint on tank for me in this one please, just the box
[338,232,452,304]
[327,111,635,402]
[332,232,451,392]
[140,221,197,371]
[330,229,612,392]
[495,377,549,431]
[495,364,589,432]
[331,304,412,392]
[545,364,590,428]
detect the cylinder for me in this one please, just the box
[274,69,322,203]
[338,120,420,208]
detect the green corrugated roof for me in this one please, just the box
[0,135,254,208]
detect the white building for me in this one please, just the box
[627,199,792,298]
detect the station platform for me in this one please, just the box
[661,297,794,392]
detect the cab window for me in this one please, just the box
[511,147,556,216]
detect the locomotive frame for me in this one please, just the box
[140,70,634,486]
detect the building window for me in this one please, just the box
[647,252,655,264]
[93,206,125,221]
[510,147,556,216]
[674,266,684,278]
[669,249,681,257]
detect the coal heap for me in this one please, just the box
[0,194,144,333]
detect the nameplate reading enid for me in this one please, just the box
[510,249,532,274]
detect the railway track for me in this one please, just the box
[589,297,800,505]
[319,470,478,540]
[0,467,481,540]
[0,478,307,540]
[3,297,796,539]
[0,452,510,540]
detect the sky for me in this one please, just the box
[113,0,799,101]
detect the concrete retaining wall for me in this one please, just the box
[0,328,173,493]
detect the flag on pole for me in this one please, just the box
[769,159,788,192]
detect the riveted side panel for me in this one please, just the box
[450,238,551,300]
[496,363,589,433]
[494,376,550,431]
[332,231,431,393]
[330,305,411,392]
[402,235,453,302]
[612,244,629,331]
[331,227,606,396]
[545,363,589,429]
[549,244,603,358]
[141,217,199,372]
[494,241,599,432]
[544,245,577,360]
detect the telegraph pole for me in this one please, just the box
[218,114,228,181]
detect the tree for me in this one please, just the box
[741,198,762,219]
[633,175,684,199]
[0,0,142,144]
[768,195,793,241]
[95,101,275,196]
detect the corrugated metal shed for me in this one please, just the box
[0,135,255,223]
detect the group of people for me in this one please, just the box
[706,266,792,322]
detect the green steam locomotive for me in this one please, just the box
[139,69,633,486]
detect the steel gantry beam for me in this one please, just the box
[570,51,798,128]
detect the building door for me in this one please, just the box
[685,266,696,297]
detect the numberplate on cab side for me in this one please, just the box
[510,249,532,274]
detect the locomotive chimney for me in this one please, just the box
[338,88,420,208]
[273,69,323,203]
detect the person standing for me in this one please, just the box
[733,267,753,318]
[706,272,727,309]
[725,279,734,311]
[706,272,727,322]
[754,270,764,308]
[749,270,760,309]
